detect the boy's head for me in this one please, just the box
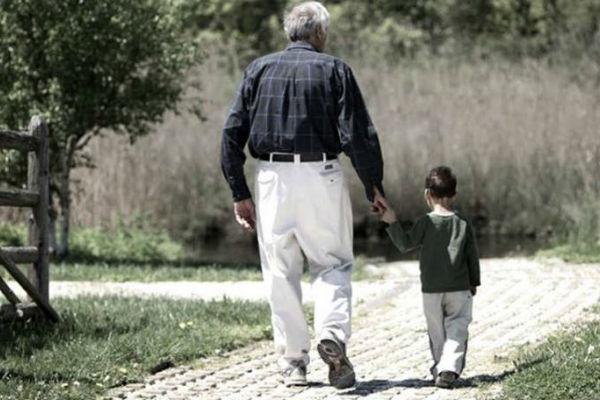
[425,166,457,201]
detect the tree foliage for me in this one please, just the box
[174,0,600,63]
[0,0,197,255]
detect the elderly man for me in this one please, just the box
[221,1,385,389]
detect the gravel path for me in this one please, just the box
[107,257,600,400]
[8,280,396,306]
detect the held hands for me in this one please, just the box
[234,199,256,232]
[370,187,397,224]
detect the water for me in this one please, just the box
[189,236,547,265]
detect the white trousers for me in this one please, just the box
[255,158,354,368]
[423,291,473,377]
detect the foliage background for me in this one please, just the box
[1,0,599,250]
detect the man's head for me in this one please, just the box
[284,2,330,52]
[424,166,457,208]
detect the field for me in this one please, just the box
[67,56,600,250]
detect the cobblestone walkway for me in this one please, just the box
[109,258,600,400]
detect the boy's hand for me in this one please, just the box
[470,286,477,296]
[380,207,397,224]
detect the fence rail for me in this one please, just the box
[0,116,58,323]
[0,188,40,207]
[0,130,40,152]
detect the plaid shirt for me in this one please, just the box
[221,41,384,202]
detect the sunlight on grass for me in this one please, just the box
[0,297,271,400]
[500,308,600,400]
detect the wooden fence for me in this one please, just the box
[0,116,59,323]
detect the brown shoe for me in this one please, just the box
[435,371,458,388]
[317,337,355,389]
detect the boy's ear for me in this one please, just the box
[424,189,432,208]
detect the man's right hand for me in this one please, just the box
[234,199,256,232]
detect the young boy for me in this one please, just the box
[378,166,480,388]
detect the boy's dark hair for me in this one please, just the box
[425,166,457,198]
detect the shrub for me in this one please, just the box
[0,222,26,246]
[70,225,184,263]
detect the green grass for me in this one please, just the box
[537,243,600,263]
[499,308,600,400]
[0,296,272,400]
[47,262,264,282]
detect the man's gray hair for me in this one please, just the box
[284,2,330,42]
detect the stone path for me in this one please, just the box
[8,280,397,306]
[109,258,600,400]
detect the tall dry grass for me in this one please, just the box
[71,55,600,244]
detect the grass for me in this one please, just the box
[537,243,600,264]
[499,309,600,400]
[0,296,272,400]
[47,262,263,282]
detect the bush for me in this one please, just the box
[0,222,183,262]
[70,224,184,263]
[0,222,26,246]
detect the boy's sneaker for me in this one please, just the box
[317,337,356,389]
[280,360,308,387]
[435,371,458,388]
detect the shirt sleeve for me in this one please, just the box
[335,62,384,202]
[465,222,481,287]
[221,69,253,202]
[385,218,427,253]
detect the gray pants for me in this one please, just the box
[423,290,473,377]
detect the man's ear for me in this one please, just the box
[314,26,327,49]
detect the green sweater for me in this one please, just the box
[386,212,481,293]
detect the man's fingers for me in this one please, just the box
[375,197,388,208]
[234,200,256,233]
[235,213,254,232]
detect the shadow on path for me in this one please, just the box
[340,370,516,396]
[340,355,548,396]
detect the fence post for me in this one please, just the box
[27,116,50,302]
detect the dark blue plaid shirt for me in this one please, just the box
[221,41,384,202]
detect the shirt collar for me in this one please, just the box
[286,41,320,52]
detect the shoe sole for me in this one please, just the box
[285,379,308,387]
[434,376,455,389]
[317,339,356,389]
[435,380,451,388]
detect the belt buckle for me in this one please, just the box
[269,152,291,163]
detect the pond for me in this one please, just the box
[188,235,547,265]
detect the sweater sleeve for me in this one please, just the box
[465,222,481,287]
[385,217,427,253]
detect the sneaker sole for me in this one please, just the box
[317,339,356,389]
[285,379,308,387]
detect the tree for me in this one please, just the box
[0,0,197,257]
